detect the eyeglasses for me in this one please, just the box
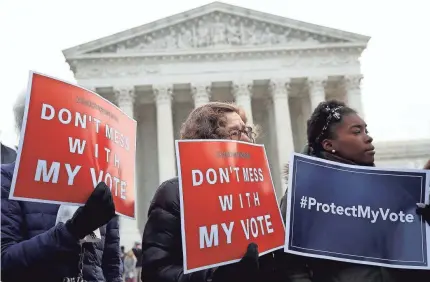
[229,126,256,143]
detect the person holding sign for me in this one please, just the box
[1,93,123,282]
[141,102,273,282]
[276,100,430,282]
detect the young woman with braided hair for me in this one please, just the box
[275,100,429,282]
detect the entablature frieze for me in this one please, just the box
[67,42,365,61]
[70,46,362,80]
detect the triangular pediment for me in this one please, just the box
[63,2,370,58]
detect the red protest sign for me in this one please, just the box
[10,71,136,218]
[176,140,285,273]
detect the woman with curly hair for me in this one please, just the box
[141,102,271,282]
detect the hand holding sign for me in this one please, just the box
[212,243,260,282]
[417,160,430,225]
[66,182,116,240]
[416,203,430,225]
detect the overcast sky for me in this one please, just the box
[1,0,429,147]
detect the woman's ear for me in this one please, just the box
[321,139,334,152]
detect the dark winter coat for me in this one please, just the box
[274,149,429,282]
[141,177,277,282]
[1,162,122,282]
[132,247,142,267]
[1,144,17,165]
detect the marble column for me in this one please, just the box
[153,85,176,184]
[265,98,282,196]
[307,78,327,111]
[192,83,211,108]
[232,81,254,125]
[298,97,310,150]
[115,87,135,118]
[113,86,141,249]
[269,79,295,196]
[344,75,364,117]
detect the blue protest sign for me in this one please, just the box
[284,153,430,269]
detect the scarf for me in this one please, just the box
[284,144,374,183]
[302,143,375,167]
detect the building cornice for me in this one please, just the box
[66,42,365,64]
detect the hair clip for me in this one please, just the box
[315,106,343,143]
[332,111,341,120]
[326,106,342,120]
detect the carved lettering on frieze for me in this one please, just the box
[75,63,160,79]
[89,12,343,54]
[280,52,358,69]
[282,55,300,67]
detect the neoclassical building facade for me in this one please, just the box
[63,2,430,248]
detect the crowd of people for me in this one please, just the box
[120,243,143,282]
[1,93,430,281]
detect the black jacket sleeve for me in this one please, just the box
[141,178,213,282]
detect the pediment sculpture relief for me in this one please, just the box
[89,13,344,54]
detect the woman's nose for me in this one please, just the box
[365,134,373,144]
[240,132,251,143]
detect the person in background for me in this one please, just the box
[0,143,17,165]
[141,102,271,282]
[275,100,429,282]
[1,92,122,282]
[132,242,143,282]
[121,245,126,280]
[124,250,137,282]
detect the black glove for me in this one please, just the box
[66,182,116,239]
[416,203,430,225]
[211,243,260,282]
